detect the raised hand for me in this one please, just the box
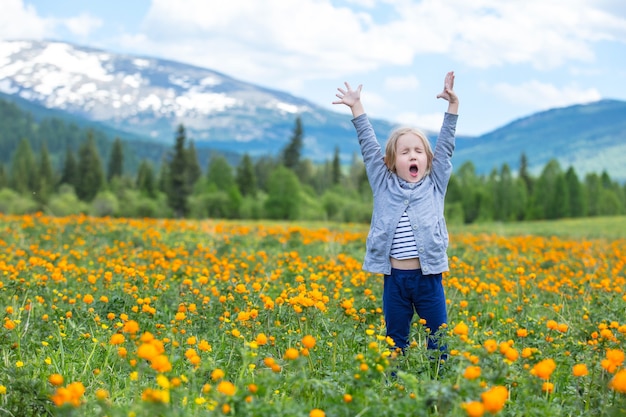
[333,82,365,117]
[436,71,457,103]
[333,82,363,107]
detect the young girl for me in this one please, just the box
[332,72,459,360]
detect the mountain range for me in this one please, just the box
[1,39,625,181]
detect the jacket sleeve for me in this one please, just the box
[352,114,388,192]
[430,112,458,192]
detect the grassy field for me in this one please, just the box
[451,216,626,240]
[0,214,625,416]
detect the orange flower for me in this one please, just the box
[572,364,589,377]
[211,368,225,381]
[532,359,557,380]
[463,366,482,380]
[310,409,326,417]
[284,347,299,360]
[217,381,236,396]
[609,369,626,393]
[48,373,64,386]
[302,335,316,349]
[109,333,125,345]
[483,339,498,353]
[481,386,508,414]
[463,401,485,417]
[256,333,268,346]
[542,382,554,393]
[122,320,140,334]
[601,349,625,373]
[137,343,160,360]
[453,322,469,336]
[150,355,172,373]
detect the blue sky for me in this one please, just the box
[1,0,625,136]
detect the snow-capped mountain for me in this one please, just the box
[0,39,396,161]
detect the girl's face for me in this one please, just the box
[394,132,429,183]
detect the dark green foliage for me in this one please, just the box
[332,146,342,185]
[0,164,7,189]
[282,116,303,170]
[0,97,624,222]
[236,153,257,197]
[107,137,125,181]
[265,165,301,220]
[206,153,235,191]
[75,132,105,202]
[565,167,585,217]
[136,160,157,198]
[60,147,78,188]
[186,140,202,188]
[166,125,192,217]
[9,138,37,194]
[35,143,55,205]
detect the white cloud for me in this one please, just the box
[493,80,602,110]
[115,0,626,97]
[393,111,444,134]
[0,0,53,39]
[383,75,420,92]
[63,13,103,37]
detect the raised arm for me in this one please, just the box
[436,71,459,115]
[332,82,365,118]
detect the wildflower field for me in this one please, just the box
[1,214,625,417]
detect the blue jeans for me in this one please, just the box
[383,268,448,354]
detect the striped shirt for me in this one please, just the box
[390,212,419,259]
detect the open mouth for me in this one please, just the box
[410,164,419,176]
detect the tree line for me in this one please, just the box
[1,116,625,223]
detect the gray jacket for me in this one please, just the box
[352,112,458,275]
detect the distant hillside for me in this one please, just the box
[0,97,241,173]
[1,39,625,182]
[453,99,626,181]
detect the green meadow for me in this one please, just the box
[1,214,625,416]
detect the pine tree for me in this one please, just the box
[186,140,202,189]
[136,160,156,198]
[36,143,55,204]
[519,153,533,194]
[565,167,585,217]
[166,124,191,217]
[76,131,105,202]
[107,137,124,181]
[282,117,303,171]
[0,164,7,189]
[10,138,37,194]
[60,147,78,188]
[332,146,342,186]
[236,154,257,197]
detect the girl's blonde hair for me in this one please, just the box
[384,127,434,174]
